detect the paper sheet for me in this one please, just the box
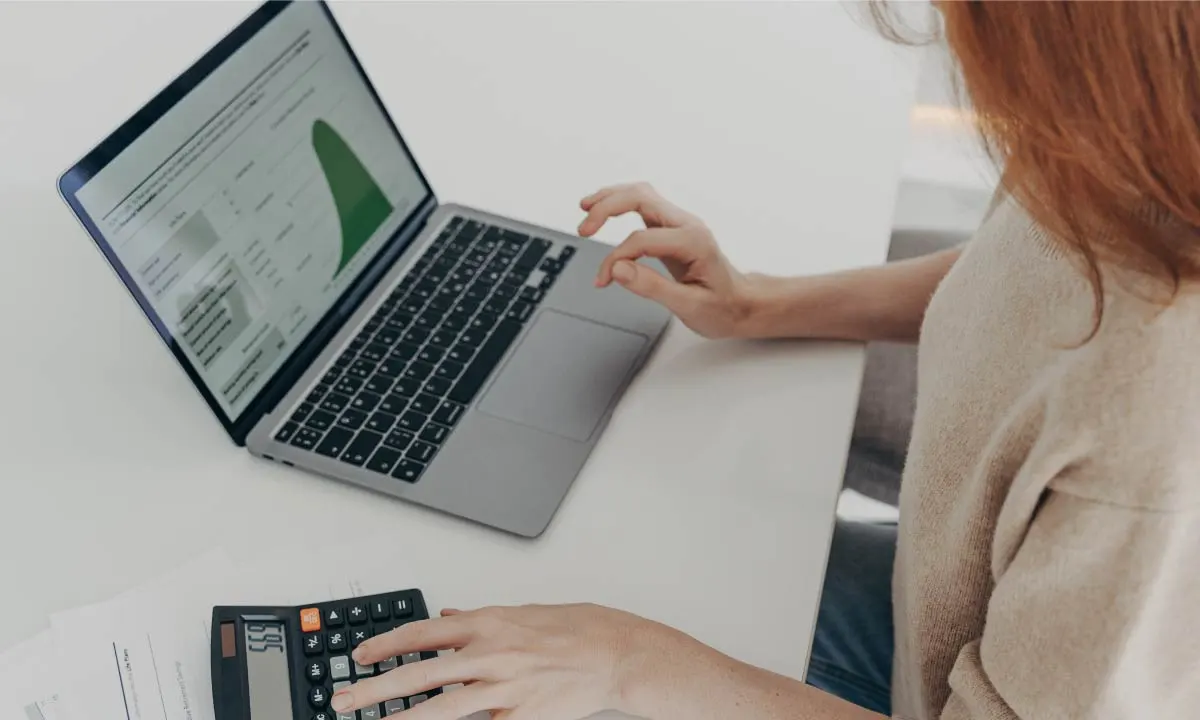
[50,548,389,720]
[0,630,62,720]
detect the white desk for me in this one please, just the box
[0,0,918,684]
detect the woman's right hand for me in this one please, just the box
[580,183,760,339]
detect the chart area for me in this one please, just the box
[73,1,427,418]
[311,119,394,274]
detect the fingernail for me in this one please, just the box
[612,262,634,283]
[331,692,353,712]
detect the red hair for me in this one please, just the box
[879,2,1200,334]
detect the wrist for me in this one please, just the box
[732,273,794,340]
[614,625,736,719]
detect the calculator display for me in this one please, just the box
[244,622,292,720]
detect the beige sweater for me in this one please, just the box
[891,193,1200,719]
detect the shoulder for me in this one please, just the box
[1044,285,1200,510]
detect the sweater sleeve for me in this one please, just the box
[936,490,1200,720]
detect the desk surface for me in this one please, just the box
[0,1,918,680]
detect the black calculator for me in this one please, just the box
[211,589,442,720]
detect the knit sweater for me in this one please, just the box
[891,192,1200,719]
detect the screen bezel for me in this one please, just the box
[56,0,438,444]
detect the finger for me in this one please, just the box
[332,654,491,712]
[354,616,474,664]
[440,608,463,616]
[595,228,695,287]
[579,185,623,211]
[610,260,700,317]
[397,683,512,720]
[578,185,677,237]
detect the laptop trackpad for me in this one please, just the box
[478,311,647,441]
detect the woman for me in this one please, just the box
[333,3,1200,718]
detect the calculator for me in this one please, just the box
[211,589,442,720]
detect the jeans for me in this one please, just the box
[805,519,898,715]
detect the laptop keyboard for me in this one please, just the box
[271,216,576,483]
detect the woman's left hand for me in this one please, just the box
[330,603,699,719]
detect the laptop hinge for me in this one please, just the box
[233,196,439,445]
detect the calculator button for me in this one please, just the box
[327,631,348,652]
[303,633,324,656]
[370,600,390,621]
[309,686,330,709]
[354,659,375,677]
[384,699,406,715]
[348,605,368,625]
[351,628,370,648]
[377,656,398,672]
[409,694,429,706]
[300,608,322,633]
[401,652,420,665]
[333,683,354,720]
[360,706,383,720]
[329,656,352,681]
[326,607,345,628]
[312,713,332,720]
[306,661,327,683]
[393,598,414,618]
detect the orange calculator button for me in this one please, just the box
[300,608,322,633]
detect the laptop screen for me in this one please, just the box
[71,1,429,420]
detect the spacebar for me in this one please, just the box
[448,320,523,405]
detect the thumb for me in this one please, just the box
[611,260,696,315]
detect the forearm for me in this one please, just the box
[739,246,962,343]
[623,645,884,720]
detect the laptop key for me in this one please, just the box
[520,286,544,304]
[290,427,322,450]
[432,401,465,427]
[366,410,398,433]
[401,328,429,346]
[306,410,336,431]
[378,394,408,415]
[397,411,428,433]
[507,301,534,323]
[290,402,315,424]
[407,441,437,464]
[374,328,401,346]
[423,377,451,397]
[377,357,406,378]
[392,378,421,398]
[493,284,517,300]
[482,297,509,316]
[275,422,299,443]
[351,392,381,413]
[360,344,388,363]
[515,239,552,270]
[347,360,375,379]
[382,430,414,451]
[419,424,450,445]
[391,459,425,483]
[469,312,498,332]
[404,362,435,381]
[333,377,363,395]
[316,428,354,458]
[341,430,383,467]
[446,344,474,364]
[417,346,445,365]
[459,329,485,348]
[320,393,351,414]
[409,393,438,416]
[365,447,402,476]
[441,316,466,333]
[337,409,368,431]
[448,321,522,405]
[434,360,464,381]
[364,374,393,395]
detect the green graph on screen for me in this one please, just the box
[311,119,394,275]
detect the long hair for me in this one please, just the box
[880,2,1200,337]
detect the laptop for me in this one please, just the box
[57,0,670,538]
